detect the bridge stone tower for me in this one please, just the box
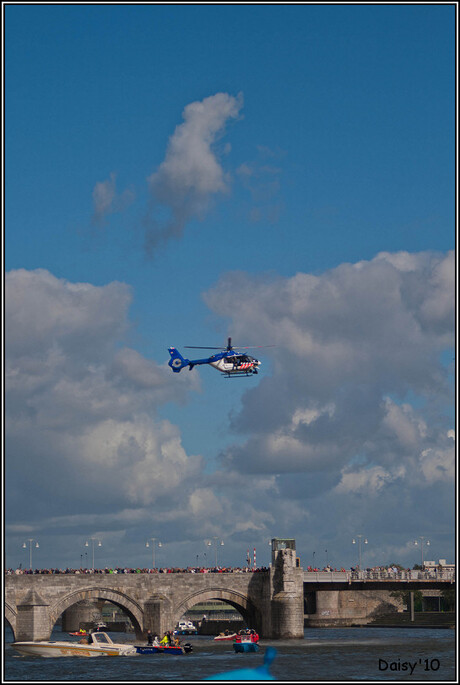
[269,538,304,638]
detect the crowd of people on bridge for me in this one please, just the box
[305,564,452,579]
[5,564,452,579]
[5,565,271,575]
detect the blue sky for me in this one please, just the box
[5,4,455,573]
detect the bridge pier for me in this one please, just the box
[143,594,173,640]
[270,547,304,638]
[15,590,51,641]
[306,589,404,627]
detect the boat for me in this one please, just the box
[12,631,137,658]
[214,632,237,641]
[233,641,259,653]
[135,643,193,655]
[68,630,87,637]
[173,620,198,635]
[232,629,260,653]
[94,621,107,630]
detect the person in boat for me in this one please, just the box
[79,633,93,645]
[160,631,172,646]
[147,630,153,646]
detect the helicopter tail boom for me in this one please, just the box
[168,347,191,373]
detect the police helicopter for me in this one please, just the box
[168,338,268,378]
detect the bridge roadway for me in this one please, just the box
[302,570,454,627]
[303,569,455,589]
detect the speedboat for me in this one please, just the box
[233,629,260,653]
[174,620,197,635]
[12,631,137,658]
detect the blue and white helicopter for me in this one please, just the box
[168,338,267,378]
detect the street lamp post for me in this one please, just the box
[205,538,224,567]
[22,539,39,570]
[414,536,430,568]
[352,535,368,570]
[145,538,162,569]
[85,538,102,569]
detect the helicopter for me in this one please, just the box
[168,338,267,378]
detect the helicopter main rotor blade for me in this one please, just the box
[184,346,224,350]
[184,344,276,350]
[231,345,276,349]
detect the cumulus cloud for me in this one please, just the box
[5,252,455,569]
[145,92,243,254]
[203,250,454,564]
[5,268,294,569]
[5,270,205,543]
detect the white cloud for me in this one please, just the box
[92,172,117,222]
[145,92,243,253]
[418,430,455,484]
[5,268,290,567]
[5,253,454,569]
[203,250,454,562]
[5,269,203,531]
[334,465,406,494]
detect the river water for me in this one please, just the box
[3,625,456,682]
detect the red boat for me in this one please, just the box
[234,629,259,643]
[68,630,87,637]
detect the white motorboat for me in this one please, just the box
[12,631,137,658]
[94,620,107,630]
[174,620,198,635]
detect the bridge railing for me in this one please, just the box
[303,570,455,582]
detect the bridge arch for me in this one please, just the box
[5,602,17,640]
[49,587,145,636]
[173,587,262,633]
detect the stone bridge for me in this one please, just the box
[5,548,304,641]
